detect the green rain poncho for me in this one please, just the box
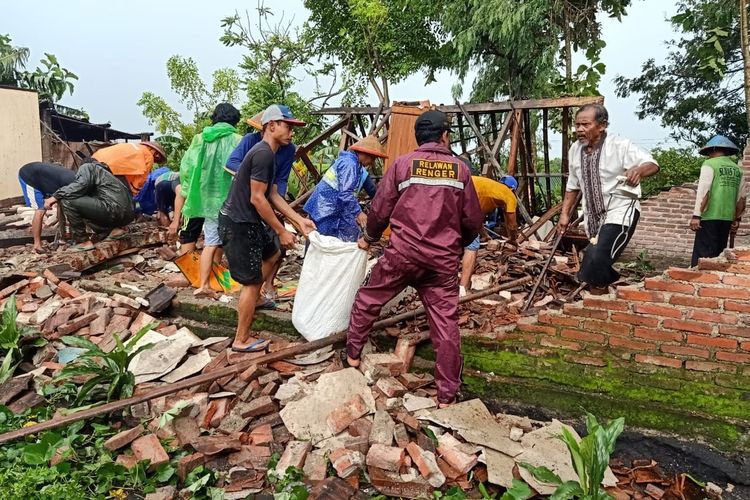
[179,122,241,220]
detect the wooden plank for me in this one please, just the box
[456,101,534,227]
[355,115,367,138]
[457,113,468,154]
[506,111,522,176]
[312,96,605,115]
[561,107,571,199]
[383,105,424,172]
[299,153,321,182]
[542,108,552,210]
[295,115,351,158]
[522,110,537,214]
[517,203,561,244]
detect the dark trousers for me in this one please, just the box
[347,247,461,403]
[579,211,640,287]
[61,197,134,242]
[691,220,732,267]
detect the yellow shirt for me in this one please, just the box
[93,143,154,194]
[472,176,517,214]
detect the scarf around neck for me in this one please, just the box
[580,132,608,236]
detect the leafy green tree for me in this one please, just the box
[431,0,631,101]
[137,55,241,168]
[615,0,749,146]
[0,34,77,102]
[641,147,706,198]
[303,0,444,105]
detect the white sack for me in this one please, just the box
[292,231,368,341]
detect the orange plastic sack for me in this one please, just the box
[174,251,241,293]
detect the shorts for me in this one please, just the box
[154,179,178,214]
[465,235,480,251]
[178,217,204,244]
[219,213,279,285]
[18,176,45,210]
[203,217,221,247]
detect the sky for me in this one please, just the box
[6,0,680,152]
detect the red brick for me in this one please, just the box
[669,295,719,309]
[131,434,169,470]
[634,327,682,343]
[644,279,695,294]
[715,351,750,363]
[55,312,100,336]
[248,424,273,445]
[538,311,580,327]
[609,336,656,351]
[616,288,665,302]
[698,287,750,299]
[540,337,581,351]
[667,268,720,283]
[406,443,445,487]
[686,335,737,349]
[327,394,368,434]
[518,324,557,336]
[635,354,682,369]
[697,260,731,271]
[610,312,659,328]
[582,297,629,311]
[366,444,406,472]
[329,448,364,478]
[436,433,477,474]
[685,361,735,373]
[724,300,750,313]
[303,453,328,482]
[104,424,144,451]
[663,319,713,334]
[741,342,750,351]
[56,281,82,299]
[633,303,683,319]
[722,275,750,287]
[240,395,277,418]
[375,377,408,398]
[661,345,710,359]
[43,268,60,285]
[561,329,605,344]
[719,325,750,338]
[562,304,608,319]
[178,453,207,480]
[563,354,607,367]
[0,279,30,300]
[582,319,631,337]
[687,310,738,324]
[276,441,312,475]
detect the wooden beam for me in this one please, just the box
[368,102,385,135]
[542,109,552,210]
[457,113,468,154]
[517,203,561,244]
[455,101,534,227]
[299,153,321,182]
[312,96,604,115]
[295,115,351,158]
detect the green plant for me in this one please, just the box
[0,294,44,384]
[184,466,224,499]
[54,325,154,405]
[267,452,309,500]
[521,413,625,500]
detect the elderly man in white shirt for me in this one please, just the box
[557,104,660,293]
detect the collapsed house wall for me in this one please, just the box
[454,249,750,451]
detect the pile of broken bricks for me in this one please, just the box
[47,333,630,499]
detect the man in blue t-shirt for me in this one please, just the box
[225,111,298,308]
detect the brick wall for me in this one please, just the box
[514,248,750,377]
[621,185,696,267]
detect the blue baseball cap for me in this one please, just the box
[499,175,518,191]
[261,104,306,127]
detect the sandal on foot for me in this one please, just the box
[231,338,270,353]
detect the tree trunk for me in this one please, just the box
[564,8,573,83]
[740,0,750,134]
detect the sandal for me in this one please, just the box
[231,338,270,353]
[69,243,94,253]
[257,298,278,310]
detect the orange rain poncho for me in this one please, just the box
[92,143,154,194]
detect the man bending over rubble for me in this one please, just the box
[219,105,315,352]
[344,110,484,408]
[18,162,76,253]
[459,174,519,297]
[45,160,135,251]
[558,104,659,294]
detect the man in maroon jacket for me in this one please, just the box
[345,110,484,407]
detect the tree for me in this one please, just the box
[615,0,749,146]
[303,0,445,105]
[431,0,631,101]
[137,55,241,168]
[0,34,77,102]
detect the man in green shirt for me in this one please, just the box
[690,135,746,266]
